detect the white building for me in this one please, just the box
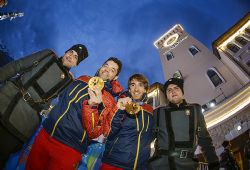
[153,24,245,107]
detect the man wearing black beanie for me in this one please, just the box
[148,77,219,170]
[64,44,88,66]
[0,44,88,169]
[163,78,185,107]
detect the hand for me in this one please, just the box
[117,97,132,110]
[88,86,102,106]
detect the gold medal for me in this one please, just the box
[125,102,141,115]
[88,77,104,91]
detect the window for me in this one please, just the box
[173,70,183,79]
[207,68,224,87]
[188,45,200,56]
[166,52,174,61]
[226,43,240,53]
[245,27,250,34]
[235,36,248,46]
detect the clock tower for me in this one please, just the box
[153,24,243,106]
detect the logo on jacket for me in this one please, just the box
[185,109,190,116]
[61,73,65,79]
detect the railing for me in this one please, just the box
[198,162,209,170]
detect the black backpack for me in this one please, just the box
[0,50,73,142]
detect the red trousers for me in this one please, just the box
[100,163,123,170]
[25,128,81,170]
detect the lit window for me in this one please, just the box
[227,43,240,53]
[207,68,224,87]
[235,36,248,46]
[166,52,174,61]
[209,99,216,108]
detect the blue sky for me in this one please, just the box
[0,0,249,87]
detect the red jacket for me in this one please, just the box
[79,76,123,138]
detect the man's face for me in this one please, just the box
[129,79,146,100]
[98,60,119,81]
[62,50,78,68]
[166,84,184,105]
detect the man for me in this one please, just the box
[220,140,240,170]
[26,57,123,170]
[100,74,154,170]
[148,78,219,170]
[0,44,88,168]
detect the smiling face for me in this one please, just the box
[98,60,119,81]
[62,50,78,68]
[166,84,184,105]
[129,79,146,100]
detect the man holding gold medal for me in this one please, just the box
[25,57,123,170]
[100,74,154,170]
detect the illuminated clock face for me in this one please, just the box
[163,33,179,47]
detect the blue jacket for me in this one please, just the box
[102,103,154,170]
[43,75,124,154]
[43,77,90,153]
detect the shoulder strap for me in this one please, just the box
[20,50,55,75]
[153,108,161,151]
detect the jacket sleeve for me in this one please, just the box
[81,94,118,139]
[197,110,219,164]
[0,49,54,82]
[82,100,104,139]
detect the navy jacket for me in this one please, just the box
[43,76,123,154]
[102,102,154,170]
[43,78,90,153]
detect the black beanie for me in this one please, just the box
[66,44,88,65]
[222,140,230,148]
[164,78,184,94]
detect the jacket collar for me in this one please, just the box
[59,57,70,71]
[168,99,187,108]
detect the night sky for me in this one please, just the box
[0,0,249,87]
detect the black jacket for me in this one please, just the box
[148,101,219,170]
[0,49,72,142]
[220,149,240,170]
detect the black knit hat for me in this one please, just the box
[222,140,230,148]
[66,44,88,65]
[164,78,184,94]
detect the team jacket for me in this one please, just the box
[43,75,123,153]
[102,94,154,170]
